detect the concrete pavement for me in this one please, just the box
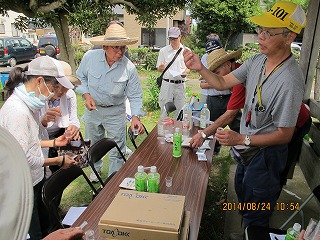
[224,161,320,239]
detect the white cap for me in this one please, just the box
[168,27,181,38]
[150,166,157,173]
[293,223,301,232]
[25,56,74,89]
[137,165,144,172]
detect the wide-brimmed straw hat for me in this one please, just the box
[59,61,81,86]
[90,24,138,46]
[207,48,242,72]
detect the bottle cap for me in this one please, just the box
[138,165,144,172]
[175,127,180,132]
[293,223,301,232]
[150,166,157,173]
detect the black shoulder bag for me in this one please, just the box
[157,47,183,88]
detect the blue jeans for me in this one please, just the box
[234,144,287,227]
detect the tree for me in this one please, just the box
[0,0,189,71]
[188,0,261,48]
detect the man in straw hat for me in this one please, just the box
[201,46,243,154]
[184,1,307,234]
[76,23,144,181]
[191,47,243,148]
[156,27,189,119]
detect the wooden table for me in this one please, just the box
[73,125,215,240]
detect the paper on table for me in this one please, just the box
[119,177,135,190]
[169,69,182,77]
[62,206,87,226]
[269,233,286,240]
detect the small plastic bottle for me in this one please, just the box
[182,113,190,137]
[173,127,182,157]
[135,165,147,192]
[200,103,210,129]
[147,166,160,193]
[285,223,301,240]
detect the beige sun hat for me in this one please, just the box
[59,61,81,86]
[207,48,242,72]
[90,24,138,46]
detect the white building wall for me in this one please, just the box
[0,11,22,37]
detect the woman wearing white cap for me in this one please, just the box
[0,56,76,239]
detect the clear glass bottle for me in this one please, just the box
[285,223,301,240]
[200,103,210,129]
[135,165,147,192]
[173,127,182,157]
[147,166,160,193]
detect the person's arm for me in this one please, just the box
[127,66,145,134]
[156,48,165,72]
[43,227,84,240]
[215,126,296,147]
[40,106,62,127]
[41,134,70,148]
[66,90,80,128]
[44,155,76,169]
[183,48,241,90]
[190,109,240,148]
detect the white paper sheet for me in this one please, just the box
[62,206,87,226]
[269,233,286,240]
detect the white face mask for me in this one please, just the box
[38,80,54,102]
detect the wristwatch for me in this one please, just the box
[244,135,251,146]
[200,131,207,139]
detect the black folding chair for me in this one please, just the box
[87,138,126,189]
[127,123,149,149]
[42,165,98,232]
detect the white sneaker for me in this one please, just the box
[89,171,100,183]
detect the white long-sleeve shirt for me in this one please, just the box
[40,89,80,136]
[0,94,45,186]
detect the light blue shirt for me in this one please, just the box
[200,53,231,96]
[76,49,143,116]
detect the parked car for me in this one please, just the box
[37,34,60,59]
[0,37,37,67]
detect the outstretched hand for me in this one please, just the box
[183,49,203,71]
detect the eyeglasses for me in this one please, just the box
[168,37,179,41]
[110,46,126,52]
[255,27,290,40]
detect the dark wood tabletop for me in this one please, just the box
[72,124,215,240]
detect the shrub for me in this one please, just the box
[145,52,158,70]
[143,74,160,112]
[72,44,91,68]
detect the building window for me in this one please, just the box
[11,23,20,36]
[0,24,5,34]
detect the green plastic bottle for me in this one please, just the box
[173,127,182,158]
[147,166,160,193]
[285,223,301,240]
[135,165,147,192]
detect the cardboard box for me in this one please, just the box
[99,190,185,240]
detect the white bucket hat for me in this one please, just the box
[59,61,81,86]
[90,24,138,46]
